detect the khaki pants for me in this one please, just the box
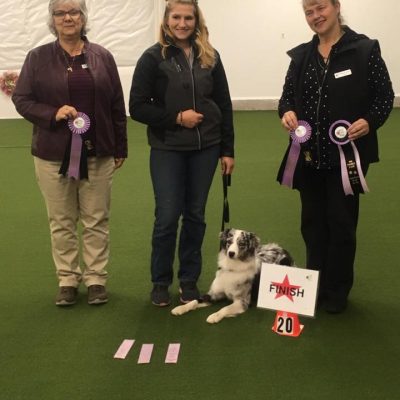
[34,156,115,287]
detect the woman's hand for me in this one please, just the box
[347,118,370,140]
[177,109,204,129]
[281,111,298,131]
[55,105,78,122]
[220,157,234,175]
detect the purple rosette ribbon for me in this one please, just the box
[67,112,90,179]
[329,120,369,195]
[282,120,312,188]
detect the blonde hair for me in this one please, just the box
[302,0,344,25]
[159,0,216,68]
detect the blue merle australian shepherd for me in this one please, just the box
[171,228,294,324]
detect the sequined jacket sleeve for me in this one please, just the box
[278,60,296,119]
[364,42,394,130]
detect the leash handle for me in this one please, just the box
[221,174,231,232]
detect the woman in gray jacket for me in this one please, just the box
[130,0,234,307]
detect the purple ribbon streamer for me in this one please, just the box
[67,112,90,180]
[337,146,353,195]
[351,141,369,193]
[328,120,369,195]
[68,134,82,179]
[281,120,312,188]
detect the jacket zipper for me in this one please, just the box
[315,56,331,169]
[181,48,202,150]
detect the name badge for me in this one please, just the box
[334,69,352,79]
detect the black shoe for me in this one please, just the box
[179,281,200,304]
[151,284,171,307]
[324,297,348,314]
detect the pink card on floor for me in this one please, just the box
[165,343,181,363]
[113,339,135,359]
[138,344,154,364]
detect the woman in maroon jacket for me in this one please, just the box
[12,0,127,307]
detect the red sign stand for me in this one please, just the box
[272,310,304,337]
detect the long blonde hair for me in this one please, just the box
[159,0,216,68]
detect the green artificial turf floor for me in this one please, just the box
[0,110,399,399]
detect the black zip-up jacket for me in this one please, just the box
[277,27,394,186]
[129,43,234,157]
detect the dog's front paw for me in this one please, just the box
[171,300,199,316]
[206,312,223,324]
[171,304,187,316]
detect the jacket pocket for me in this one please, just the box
[164,126,199,148]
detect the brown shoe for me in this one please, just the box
[56,286,78,306]
[88,285,108,305]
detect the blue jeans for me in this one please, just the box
[150,145,220,285]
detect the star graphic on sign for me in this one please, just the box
[271,274,302,302]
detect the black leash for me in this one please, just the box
[221,174,231,232]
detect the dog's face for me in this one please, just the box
[219,229,261,261]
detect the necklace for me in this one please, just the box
[63,52,76,72]
[316,52,330,71]
[62,41,83,72]
[317,29,345,64]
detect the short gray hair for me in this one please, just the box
[47,0,89,37]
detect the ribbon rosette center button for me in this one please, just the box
[73,117,85,130]
[295,125,307,138]
[335,126,348,139]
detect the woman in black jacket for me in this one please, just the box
[130,0,234,306]
[278,0,393,313]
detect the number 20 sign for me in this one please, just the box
[272,311,303,337]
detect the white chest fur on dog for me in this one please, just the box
[211,250,258,301]
[171,228,294,324]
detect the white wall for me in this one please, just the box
[200,0,400,106]
[1,0,399,118]
[0,0,159,118]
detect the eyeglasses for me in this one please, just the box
[53,9,81,18]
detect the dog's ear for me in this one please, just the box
[249,233,261,249]
[219,229,231,242]
[219,228,232,249]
